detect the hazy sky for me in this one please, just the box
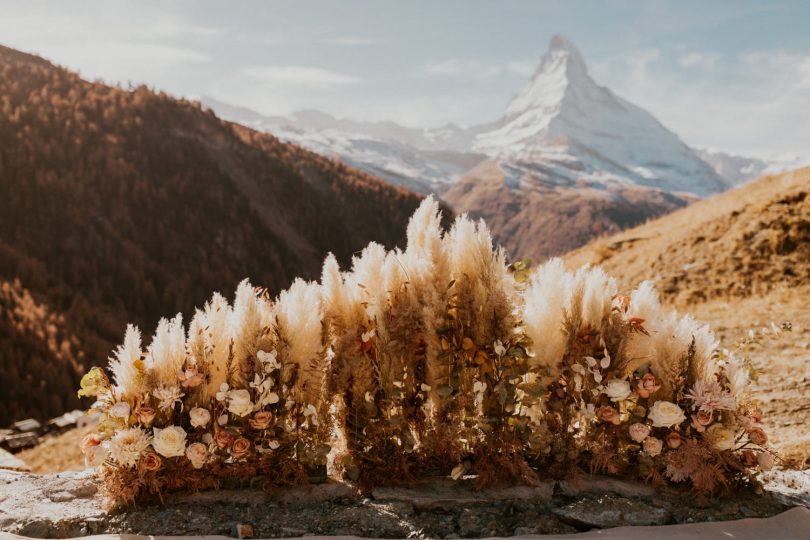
[1,1,808,157]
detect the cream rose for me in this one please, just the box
[227,389,253,417]
[189,407,211,428]
[605,379,632,402]
[643,436,663,457]
[628,423,651,443]
[152,426,187,457]
[186,442,209,469]
[648,401,686,428]
[706,424,736,451]
[109,401,131,420]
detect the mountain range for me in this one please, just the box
[204,35,803,260]
[0,43,438,425]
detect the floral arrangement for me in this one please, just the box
[79,197,774,505]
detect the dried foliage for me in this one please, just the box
[80,198,775,505]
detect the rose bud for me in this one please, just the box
[740,449,758,467]
[186,442,209,469]
[748,427,768,446]
[80,433,102,455]
[665,431,682,449]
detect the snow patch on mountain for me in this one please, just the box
[202,96,483,194]
[473,35,727,197]
[696,148,810,186]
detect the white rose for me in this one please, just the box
[189,407,211,428]
[227,389,253,417]
[84,444,107,468]
[109,402,131,420]
[605,379,631,402]
[152,426,187,457]
[706,424,736,451]
[648,401,686,428]
[186,442,209,469]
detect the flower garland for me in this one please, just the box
[79,197,774,505]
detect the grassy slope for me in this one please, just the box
[565,167,810,467]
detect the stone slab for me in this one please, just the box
[0,450,29,472]
[371,477,555,510]
[0,507,808,540]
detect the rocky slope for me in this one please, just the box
[0,44,437,423]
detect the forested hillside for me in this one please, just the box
[0,44,437,423]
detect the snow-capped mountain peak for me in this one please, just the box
[503,34,588,121]
[471,35,727,197]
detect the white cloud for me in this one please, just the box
[244,65,361,89]
[592,47,810,157]
[678,52,720,70]
[505,60,535,76]
[320,37,379,46]
[421,58,535,78]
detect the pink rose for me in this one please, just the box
[214,430,235,449]
[628,423,651,443]
[643,436,663,457]
[636,373,661,399]
[231,437,251,459]
[138,452,162,472]
[136,405,157,426]
[690,410,713,432]
[597,405,621,425]
[186,442,209,469]
[249,411,273,430]
[178,367,204,388]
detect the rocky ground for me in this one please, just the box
[1,469,808,539]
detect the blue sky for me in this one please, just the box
[1,1,808,157]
